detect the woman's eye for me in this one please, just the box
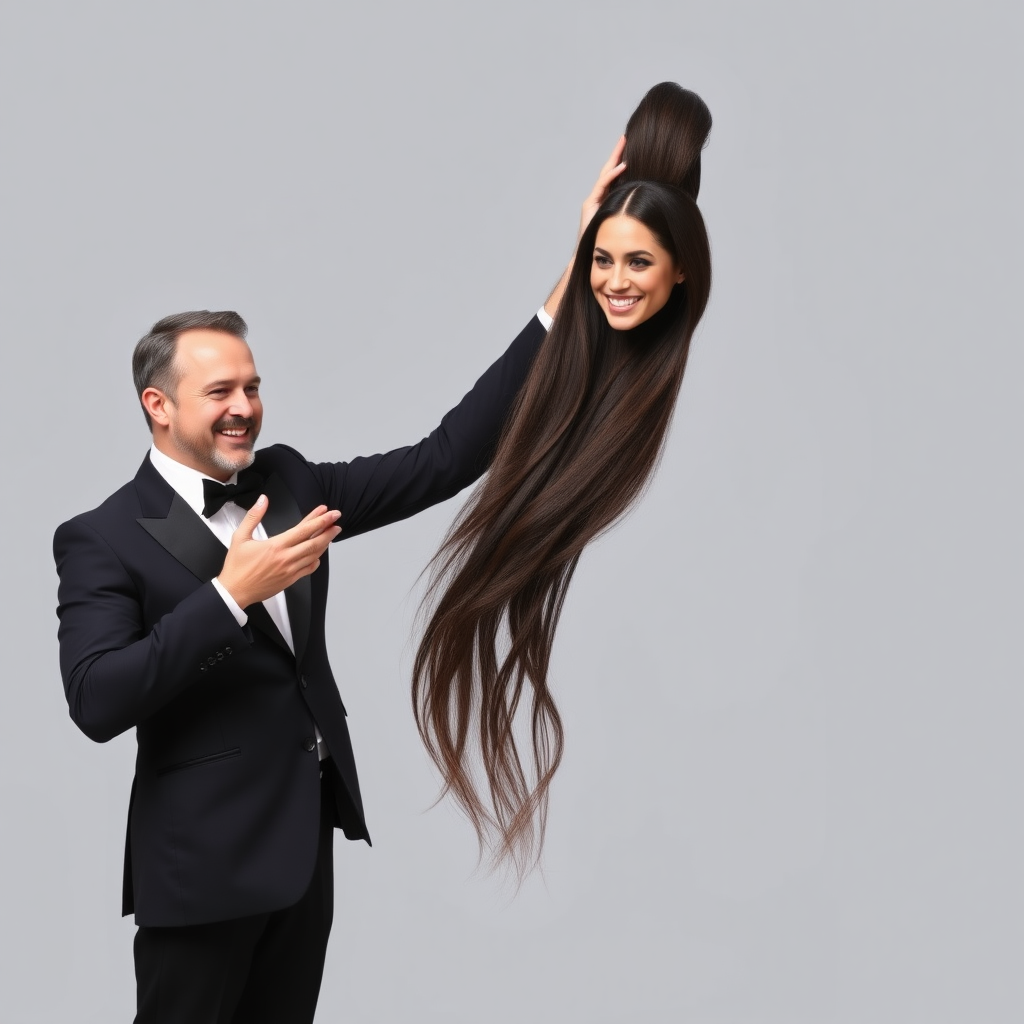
[594,255,612,266]
[630,259,652,269]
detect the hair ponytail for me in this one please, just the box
[622,82,712,200]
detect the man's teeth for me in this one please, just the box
[220,429,247,436]
[609,297,640,307]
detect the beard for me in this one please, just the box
[171,415,260,477]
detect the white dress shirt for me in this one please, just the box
[148,444,327,758]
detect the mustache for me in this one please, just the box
[213,417,257,432]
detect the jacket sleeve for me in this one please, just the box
[303,314,547,538]
[53,517,250,743]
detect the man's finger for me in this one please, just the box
[307,521,343,540]
[235,495,268,541]
[308,511,341,539]
[300,526,341,559]
[299,505,329,524]
[288,509,340,544]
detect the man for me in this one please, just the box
[53,307,549,1022]
[53,140,623,1022]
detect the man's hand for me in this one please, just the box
[544,135,628,319]
[579,134,627,239]
[217,497,342,609]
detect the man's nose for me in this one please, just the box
[228,392,253,418]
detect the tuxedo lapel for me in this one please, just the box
[261,471,311,665]
[137,492,228,584]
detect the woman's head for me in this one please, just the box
[622,82,712,200]
[580,181,711,333]
[577,80,713,332]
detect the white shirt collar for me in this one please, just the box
[148,444,239,520]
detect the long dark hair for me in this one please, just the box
[413,83,713,873]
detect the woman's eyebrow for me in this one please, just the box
[592,246,655,258]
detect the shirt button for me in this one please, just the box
[302,736,317,752]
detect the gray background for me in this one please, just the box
[1,1,1020,1021]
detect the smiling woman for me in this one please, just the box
[413,83,713,874]
[591,210,687,328]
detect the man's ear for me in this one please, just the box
[141,387,172,427]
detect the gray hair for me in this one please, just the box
[131,310,248,430]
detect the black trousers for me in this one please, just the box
[134,766,336,1024]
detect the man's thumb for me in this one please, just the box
[240,494,268,536]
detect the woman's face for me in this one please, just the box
[590,215,684,330]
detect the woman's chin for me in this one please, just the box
[604,308,650,331]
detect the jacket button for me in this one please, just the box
[302,736,317,752]
[300,676,308,689]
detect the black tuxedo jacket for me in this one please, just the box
[54,316,545,928]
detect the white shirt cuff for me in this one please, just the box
[212,577,248,626]
[536,306,553,331]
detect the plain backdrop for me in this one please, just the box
[1,1,1020,1021]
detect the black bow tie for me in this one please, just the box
[202,469,265,518]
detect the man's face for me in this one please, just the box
[150,329,263,481]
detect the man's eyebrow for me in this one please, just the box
[203,375,262,389]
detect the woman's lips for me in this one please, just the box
[605,295,641,315]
